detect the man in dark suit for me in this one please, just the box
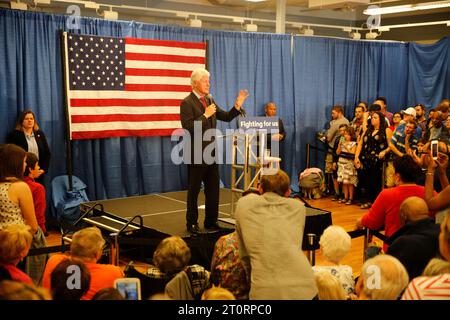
[180,68,249,234]
[264,102,286,157]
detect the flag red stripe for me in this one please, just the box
[70,99,182,107]
[71,114,180,123]
[125,38,206,50]
[124,84,191,92]
[125,68,192,77]
[125,52,205,64]
[72,129,176,139]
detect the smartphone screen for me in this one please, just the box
[116,281,139,300]
[431,141,438,159]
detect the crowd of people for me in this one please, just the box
[1,96,449,300]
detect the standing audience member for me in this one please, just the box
[402,212,450,300]
[235,170,317,300]
[389,112,402,132]
[325,106,349,200]
[356,255,409,300]
[356,155,432,252]
[312,226,355,296]
[23,152,47,236]
[42,227,123,300]
[354,111,392,209]
[0,144,46,285]
[336,126,358,204]
[7,110,51,184]
[386,197,440,280]
[350,103,366,140]
[425,151,450,212]
[375,97,393,125]
[0,224,33,285]
[50,259,90,300]
[415,104,427,137]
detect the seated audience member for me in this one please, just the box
[312,226,355,296]
[402,213,450,300]
[147,236,210,300]
[42,227,123,300]
[0,280,51,300]
[210,231,250,300]
[235,169,318,300]
[92,287,124,300]
[386,197,440,280]
[23,152,47,236]
[314,270,347,300]
[50,259,90,300]
[0,224,33,285]
[422,258,450,277]
[356,155,432,252]
[356,255,409,300]
[201,286,236,300]
[425,151,450,212]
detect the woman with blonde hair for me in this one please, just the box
[314,270,347,300]
[0,224,33,284]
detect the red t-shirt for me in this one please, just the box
[361,185,435,251]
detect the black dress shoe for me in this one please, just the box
[187,224,200,233]
[204,222,223,230]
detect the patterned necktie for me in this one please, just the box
[200,96,207,109]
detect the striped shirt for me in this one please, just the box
[402,274,450,300]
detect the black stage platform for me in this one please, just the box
[79,188,239,267]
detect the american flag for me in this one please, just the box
[63,32,206,140]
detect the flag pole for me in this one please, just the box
[61,30,73,191]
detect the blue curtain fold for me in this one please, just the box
[1,7,449,201]
[407,37,450,109]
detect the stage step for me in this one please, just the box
[83,215,140,235]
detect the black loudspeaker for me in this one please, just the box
[302,207,332,251]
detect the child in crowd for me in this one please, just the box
[313,226,355,297]
[336,126,358,205]
[23,152,47,236]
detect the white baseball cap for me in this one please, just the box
[402,107,416,117]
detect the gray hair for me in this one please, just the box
[360,255,409,300]
[70,227,105,260]
[190,68,210,87]
[319,225,351,263]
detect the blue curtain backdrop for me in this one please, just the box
[1,8,449,201]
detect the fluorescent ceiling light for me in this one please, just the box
[10,1,28,10]
[84,1,100,9]
[246,0,267,2]
[364,5,413,15]
[415,1,450,9]
[34,0,51,4]
[364,0,450,15]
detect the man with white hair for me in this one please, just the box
[180,68,249,234]
[356,255,409,300]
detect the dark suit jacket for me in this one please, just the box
[180,92,240,165]
[7,129,51,172]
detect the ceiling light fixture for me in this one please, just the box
[245,22,258,32]
[363,0,450,15]
[103,7,118,20]
[189,17,202,28]
[365,30,379,40]
[10,1,28,10]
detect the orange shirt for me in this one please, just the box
[42,253,123,300]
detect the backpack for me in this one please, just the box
[298,168,325,199]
